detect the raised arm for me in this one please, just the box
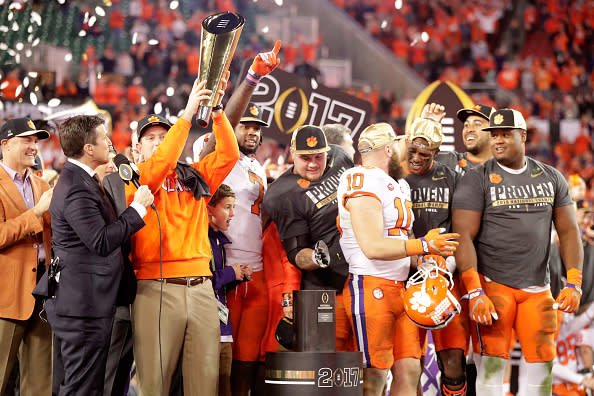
[200,40,282,159]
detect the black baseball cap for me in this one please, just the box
[136,114,172,139]
[482,108,527,131]
[240,103,268,127]
[457,104,496,123]
[0,118,50,141]
[290,125,330,155]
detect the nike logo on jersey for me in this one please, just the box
[431,176,446,181]
[530,168,544,178]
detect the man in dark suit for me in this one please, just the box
[41,115,153,395]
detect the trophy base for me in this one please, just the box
[197,106,212,127]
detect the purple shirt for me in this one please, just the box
[0,161,46,262]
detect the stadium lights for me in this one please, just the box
[132,32,138,44]
[170,1,179,10]
[274,0,283,5]
[262,26,269,33]
[95,6,105,17]
[148,39,159,45]
[23,77,29,88]
[28,72,38,78]
[31,12,42,26]
[30,92,38,105]
[65,53,72,62]
[166,87,174,96]
[48,98,61,107]
[154,102,163,114]
[421,31,429,42]
[395,0,402,10]
[130,121,138,130]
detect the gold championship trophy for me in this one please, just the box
[196,11,245,127]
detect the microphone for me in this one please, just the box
[114,153,156,210]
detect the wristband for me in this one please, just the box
[461,268,482,293]
[405,239,425,256]
[212,104,223,111]
[461,288,485,300]
[312,250,329,268]
[567,268,583,288]
[245,68,262,86]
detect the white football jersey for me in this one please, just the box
[553,312,594,385]
[337,166,413,281]
[223,153,267,271]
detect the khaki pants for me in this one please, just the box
[132,279,220,395]
[0,304,52,396]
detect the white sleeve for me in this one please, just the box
[552,362,585,385]
[565,304,594,336]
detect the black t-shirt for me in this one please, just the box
[452,157,573,288]
[263,145,354,290]
[437,151,484,176]
[405,161,459,237]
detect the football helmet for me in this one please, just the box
[404,256,461,330]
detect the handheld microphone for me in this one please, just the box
[114,153,156,210]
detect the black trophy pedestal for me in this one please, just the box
[265,351,363,395]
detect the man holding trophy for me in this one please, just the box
[128,12,243,395]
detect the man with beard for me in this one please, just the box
[433,103,496,175]
[403,118,470,396]
[214,103,270,395]
[263,125,355,352]
[336,122,460,396]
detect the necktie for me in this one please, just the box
[92,174,105,194]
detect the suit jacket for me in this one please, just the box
[48,161,145,318]
[103,172,137,306]
[0,166,52,320]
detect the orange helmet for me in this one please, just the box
[404,257,461,330]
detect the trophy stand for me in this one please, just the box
[265,290,363,395]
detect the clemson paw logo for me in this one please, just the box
[473,104,481,111]
[373,287,384,299]
[306,136,317,147]
[27,120,36,129]
[249,106,259,116]
[297,178,310,188]
[489,173,502,183]
[148,115,160,123]
[458,159,467,168]
[493,114,504,125]
[409,291,431,313]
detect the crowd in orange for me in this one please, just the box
[1,0,593,197]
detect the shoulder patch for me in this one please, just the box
[489,173,502,184]
[297,178,310,189]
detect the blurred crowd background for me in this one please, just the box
[1,0,593,198]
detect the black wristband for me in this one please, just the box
[212,104,223,111]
